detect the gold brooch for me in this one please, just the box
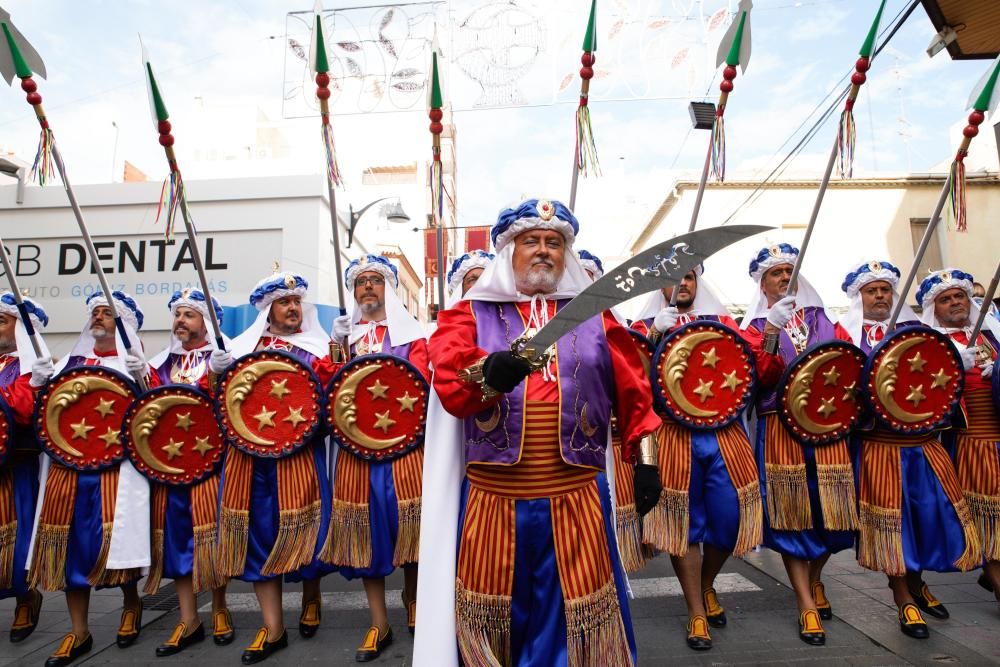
[284,274,296,289]
[768,245,781,257]
[868,261,882,272]
[537,199,555,221]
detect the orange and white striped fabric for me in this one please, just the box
[0,467,16,590]
[955,390,1000,561]
[610,430,645,573]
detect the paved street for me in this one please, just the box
[0,550,996,666]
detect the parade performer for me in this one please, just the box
[145,289,233,654]
[843,261,980,637]
[0,294,51,643]
[632,268,781,650]
[446,250,494,307]
[327,254,429,661]
[29,291,155,666]
[918,269,1000,606]
[428,198,663,666]
[210,271,335,664]
[740,245,856,645]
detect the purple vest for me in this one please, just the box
[154,348,212,386]
[465,300,613,470]
[349,327,413,361]
[750,306,838,413]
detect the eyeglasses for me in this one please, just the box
[356,276,385,287]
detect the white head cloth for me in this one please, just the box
[230,272,330,358]
[150,290,231,369]
[739,245,833,330]
[0,293,50,375]
[55,296,144,374]
[634,268,729,321]
[838,260,918,346]
[918,268,1000,341]
[344,257,425,347]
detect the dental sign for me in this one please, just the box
[0,229,282,332]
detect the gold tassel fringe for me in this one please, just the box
[732,482,763,557]
[615,503,645,574]
[455,579,511,667]
[565,580,633,667]
[193,524,226,592]
[0,522,16,590]
[143,529,164,594]
[857,501,905,576]
[641,489,688,557]
[817,464,859,531]
[261,501,322,576]
[218,507,249,578]
[966,491,1000,562]
[765,464,812,531]
[321,500,372,568]
[86,522,115,586]
[951,497,985,571]
[27,525,68,591]
[392,497,421,567]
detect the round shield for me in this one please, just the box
[777,341,867,446]
[0,395,14,467]
[216,350,323,458]
[862,326,964,435]
[651,319,756,429]
[122,385,226,485]
[327,354,429,462]
[628,328,655,380]
[34,365,138,471]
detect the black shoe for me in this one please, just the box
[798,610,826,646]
[898,603,929,639]
[156,622,205,657]
[978,573,995,593]
[402,590,416,635]
[685,615,712,651]
[9,589,42,643]
[116,606,142,648]
[299,599,321,639]
[811,581,832,621]
[45,633,92,667]
[702,588,727,628]
[213,608,236,646]
[356,625,393,662]
[911,583,949,619]
[241,628,288,665]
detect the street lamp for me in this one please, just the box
[346,197,410,247]
[0,156,27,205]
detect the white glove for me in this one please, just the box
[982,359,995,379]
[209,349,233,374]
[124,352,146,375]
[29,356,54,388]
[959,347,977,371]
[653,307,680,334]
[332,315,352,339]
[767,295,797,329]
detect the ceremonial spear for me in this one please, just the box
[428,47,447,310]
[141,41,225,351]
[888,54,1000,336]
[1,10,147,388]
[568,0,600,212]
[766,1,887,353]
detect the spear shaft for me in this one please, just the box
[0,241,42,357]
[968,260,1000,349]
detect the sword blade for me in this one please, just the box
[521,224,770,356]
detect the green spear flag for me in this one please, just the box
[0,7,46,84]
[309,0,329,75]
[949,54,1000,231]
[582,0,597,52]
[429,50,442,109]
[140,39,169,126]
[835,0,886,178]
[716,0,752,73]
[968,53,1000,113]
[859,0,886,59]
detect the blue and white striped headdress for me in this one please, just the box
[490,199,578,252]
[344,254,399,291]
[577,249,604,279]
[168,288,224,325]
[841,260,902,297]
[0,292,48,330]
[86,290,144,331]
[249,272,309,311]
[748,244,799,282]
[447,250,494,295]
[916,268,975,310]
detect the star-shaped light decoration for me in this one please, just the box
[907,352,927,373]
[175,412,194,432]
[822,366,840,386]
[930,368,951,390]
[693,379,715,404]
[270,379,291,400]
[722,370,740,392]
[283,406,307,428]
[701,347,720,369]
[162,438,184,460]
[373,410,396,433]
[817,397,837,418]
[367,379,389,400]
[396,392,418,412]
[906,384,926,407]
[192,436,214,456]
[99,427,120,448]
[94,398,116,418]
[842,381,857,403]
[253,407,277,429]
[71,419,95,440]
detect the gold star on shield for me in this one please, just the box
[70,419,95,440]
[175,412,194,432]
[906,384,927,407]
[701,347,720,369]
[817,397,837,418]
[192,436,214,456]
[693,379,715,404]
[930,368,951,390]
[822,366,840,386]
[842,381,857,403]
[373,410,396,433]
[253,407,277,429]
[367,380,390,400]
[283,406,307,428]
[270,379,291,401]
[907,352,927,373]
[396,392,418,412]
[721,370,740,392]
[94,398,116,418]
[98,427,120,448]
[162,438,184,460]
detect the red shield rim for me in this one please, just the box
[628,329,655,380]
[33,365,138,471]
[216,350,323,458]
[862,326,964,435]
[651,319,756,429]
[122,385,226,485]
[327,354,429,462]
[777,341,866,446]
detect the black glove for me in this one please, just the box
[633,463,662,518]
[482,351,532,394]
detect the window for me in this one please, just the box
[909,218,943,277]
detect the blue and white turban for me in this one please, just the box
[0,292,49,331]
[748,243,799,282]
[490,198,578,252]
[841,260,902,297]
[916,268,974,311]
[87,290,144,331]
[577,249,604,279]
[249,272,308,311]
[168,288,224,325]
[741,243,831,331]
[838,260,915,346]
[447,250,494,295]
[344,254,399,291]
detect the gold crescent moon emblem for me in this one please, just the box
[45,375,131,459]
[787,350,843,435]
[662,330,724,418]
[474,404,501,432]
[130,394,199,476]
[875,337,934,423]
[580,403,598,437]
[334,364,406,450]
[225,359,300,446]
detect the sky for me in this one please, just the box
[0,0,995,272]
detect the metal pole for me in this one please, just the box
[0,241,43,357]
[435,221,446,315]
[569,154,580,212]
[786,133,839,296]
[328,179,348,316]
[669,140,713,306]
[966,259,1000,348]
[178,200,225,350]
